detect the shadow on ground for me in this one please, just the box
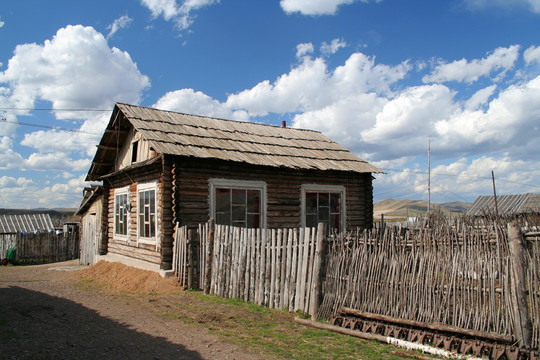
[0,286,202,359]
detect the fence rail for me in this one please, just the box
[1,229,79,265]
[173,216,540,349]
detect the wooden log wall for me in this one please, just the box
[173,157,374,230]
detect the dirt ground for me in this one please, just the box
[0,260,275,360]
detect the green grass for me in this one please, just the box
[164,291,419,360]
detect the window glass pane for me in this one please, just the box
[247,190,260,213]
[318,193,329,207]
[247,214,260,229]
[216,188,230,213]
[150,190,155,213]
[319,207,330,222]
[232,189,246,205]
[306,214,317,228]
[232,205,246,222]
[331,214,340,233]
[216,212,230,225]
[330,193,340,213]
[306,192,317,214]
[232,220,246,228]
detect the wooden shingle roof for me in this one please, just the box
[87,103,383,180]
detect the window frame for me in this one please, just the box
[113,186,129,240]
[137,181,158,245]
[300,184,346,233]
[209,179,267,229]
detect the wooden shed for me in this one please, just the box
[78,103,383,270]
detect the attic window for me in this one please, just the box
[131,140,139,164]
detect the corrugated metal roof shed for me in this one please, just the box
[87,103,384,180]
[0,214,55,234]
[466,193,540,216]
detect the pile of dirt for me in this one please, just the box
[76,260,181,294]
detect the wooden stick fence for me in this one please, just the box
[172,216,540,349]
[1,229,80,265]
[173,221,325,314]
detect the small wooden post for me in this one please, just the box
[187,229,198,290]
[311,222,326,321]
[507,222,532,348]
[204,219,215,294]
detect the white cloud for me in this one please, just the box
[0,25,149,116]
[0,175,87,208]
[524,45,540,65]
[226,51,409,117]
[296,42,314,58]
[0,176,33,188]
[320,38,347,55]
[423,45,520,84]
[153,89,249,121]
[465,85,497,111]
[140,0,219,31]
[107,15,133,39]
[281,0,379,16]
[0,136,24,170]
[24,152,90,172]
[0,16,4,28]
[462,0,540,14]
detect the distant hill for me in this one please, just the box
[0,208,79,227]
[374,199,471,219]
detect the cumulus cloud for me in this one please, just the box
[226,52,409,117]
[524,45,540,65]
[281,0,380,16]
[0,16,4,28]
[423,45,520,84]
[296,42,314,58]
[0,136,24,170]
[154,89,249,121]
[107,15,133,39]
[0,25,149,116]
[320,38,347,55]
[140,0,219,31]
[0,176,33,188]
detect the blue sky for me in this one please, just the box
[1,0,539,209]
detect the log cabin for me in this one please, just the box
[77,103,383,270]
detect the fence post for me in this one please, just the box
[204,219,215,294]
[507,221,532,348]
[187,229,197,290]
[311,222,326,321]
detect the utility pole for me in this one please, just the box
[492,171,499,216]
[427,139,431,216]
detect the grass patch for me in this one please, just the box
[165,291,418,359]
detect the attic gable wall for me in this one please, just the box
[113,128,158,172]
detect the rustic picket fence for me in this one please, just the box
[172,221,325,315]
[0,227,79,264]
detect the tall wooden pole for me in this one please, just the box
[427,139,431,217]
[492,171,499,216]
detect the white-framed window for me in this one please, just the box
[114,186,129,238]
[209,179,267,229]
[301,184,346,233]
[137,182,158,244]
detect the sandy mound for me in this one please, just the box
[76,260,181,294]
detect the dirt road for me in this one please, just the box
[0,260,272,360]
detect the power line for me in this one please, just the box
[0,107,112,112]
[0,118,102,136]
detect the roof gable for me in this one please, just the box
[87,103,383,180]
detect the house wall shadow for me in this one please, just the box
[0,286,203,359]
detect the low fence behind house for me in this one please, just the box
[1,227,80,264]
[173,216,540,349]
